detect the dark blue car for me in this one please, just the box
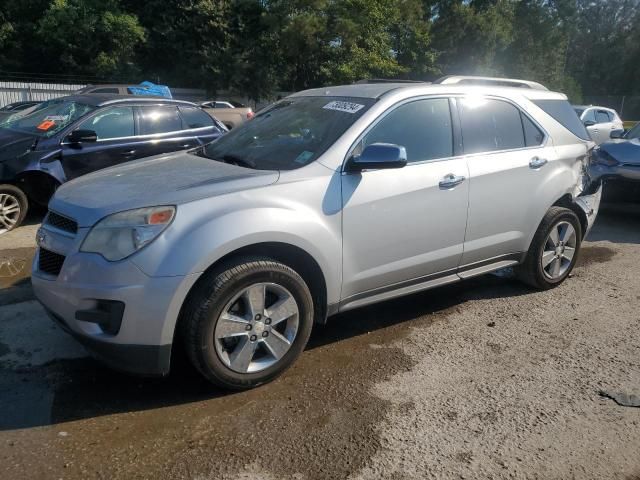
[0,94,225,232]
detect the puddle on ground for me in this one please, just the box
[0,247,35,289]
[576,245,617,267]
[0,285,471,480]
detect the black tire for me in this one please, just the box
[517,206,582,290]
[0,184,28,233]
[181,257,314,390]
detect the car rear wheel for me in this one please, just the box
[0,184,28,234]
[181,257,314,390]
[517,206,582,290]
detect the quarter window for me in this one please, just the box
[521,114,545,146]
[363,98,453,163]
[459,98,525,154]
[179,106,215,129]
[138,106,182,135]
[80,106,134,140]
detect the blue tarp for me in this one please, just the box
[127,81,172,99]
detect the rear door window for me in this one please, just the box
[596,110,611,123]
[458,98,525,154]
[178,106,215,129]
[80,106,134,140]
[138,106,183,135]
[363,98,453,163]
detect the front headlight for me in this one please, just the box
[81,206,175,261]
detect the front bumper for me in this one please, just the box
[32,240,199,376]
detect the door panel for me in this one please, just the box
[461,145,558,265]
[457,96,558,265]
[341,159,470,298]
[60,106,139,180]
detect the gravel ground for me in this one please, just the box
[0,203,639,479]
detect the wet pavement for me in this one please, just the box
[0,204,639,479]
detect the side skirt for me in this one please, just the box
[334,252,524,314]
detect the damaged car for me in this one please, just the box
[32,76,601,389]
[0,95,224,232]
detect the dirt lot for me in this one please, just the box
[0,203,639,480]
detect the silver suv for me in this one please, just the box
[32,77,602,389]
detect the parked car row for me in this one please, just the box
[0,94,226,232]
[30,76,604,390]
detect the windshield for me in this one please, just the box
[202,96,375,170]
[0,99,95,137]
[625,122,640,140]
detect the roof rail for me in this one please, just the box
[354,78,428,84]
[434,75,548,91]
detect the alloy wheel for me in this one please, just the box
[214,282,300,374]
[541,220,577,280]
[0,193,21,233]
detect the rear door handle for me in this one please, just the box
[120,150,136,157]
[529,156,548,169]
[439,173,466,189]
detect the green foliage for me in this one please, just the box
[0,0,638,100]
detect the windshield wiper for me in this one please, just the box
[217,154,256,169]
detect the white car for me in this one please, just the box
[573,105,624,144]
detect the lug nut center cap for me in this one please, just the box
[253,322,266,336]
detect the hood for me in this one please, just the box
[0,128,38,163]
[50,150,280,227]
[599,138,640,165]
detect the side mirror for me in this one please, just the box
[66,129,97,144]
[610,129,625,139]
[583,120,596,127]
[345,143,407,172]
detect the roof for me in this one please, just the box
[290,82,566,101]
[45,94,196,107]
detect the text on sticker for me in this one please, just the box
[323,101,365,114]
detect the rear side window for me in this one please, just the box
[596,110,611,123]
[138,106,182,135]
[459,98,525,154]
[363,98,453,163]
[522,114,545,146]
[532,99,590,140]
[80,106,134,140]
[179,106,215,129]
[91,88,120,94]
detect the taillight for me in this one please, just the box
[247,110,255,120]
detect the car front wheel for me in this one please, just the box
[0,184,28,234]
[181,257,314,390]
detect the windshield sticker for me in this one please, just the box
[323,101,365,114]
[36,120,56,131]
[44,115,68,122]
[294,150,314,164]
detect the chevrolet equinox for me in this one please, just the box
[32,76,602,389]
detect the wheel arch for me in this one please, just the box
[551,193,588,239]
[175,241,329,341]
[15,170,61,206]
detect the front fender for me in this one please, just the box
[131,205,342,304]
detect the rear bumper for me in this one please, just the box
[576,184,602,237]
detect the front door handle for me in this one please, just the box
[439,173,466,189]
[529,156,548,169]
[120,150,136,157]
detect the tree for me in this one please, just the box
[31,0,145,79]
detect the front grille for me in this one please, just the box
[46,211,78,234]
[38,248,66,276]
